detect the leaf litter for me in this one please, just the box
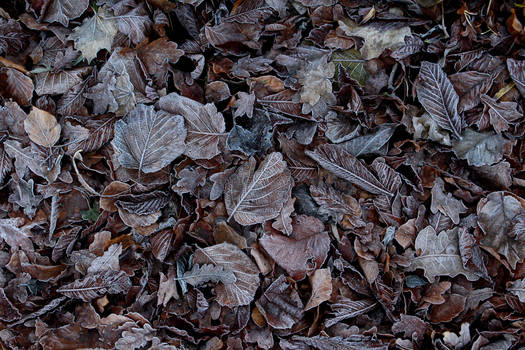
[0,0,524,349]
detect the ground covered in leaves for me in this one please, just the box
[1,0,525,349]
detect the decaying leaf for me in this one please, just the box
[112,104,186,174]
[430,178,467,225]
[478,191,525,269]
[452,128,505,167]
[305,268,332,310]
[326,297,377,327]
[193,243,259,307]
[177,263,237,287]
[224,152,292,226]
[507,278,525,303]
[407,226,480,282]
[57,270,131,302]
[158,93,225,160]
[260,215,330,280]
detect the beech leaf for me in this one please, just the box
[24,107,61,147]
[407,226,480,282]
[112,104,186,174]
[57,270,131,302]
[177,263,237,287]
[452,128,504,167]
[193,243,259,307]
[417,61,463,139]
[224,152,292,226]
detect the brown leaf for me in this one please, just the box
[0,67,33,106]
[193,243,259,307]
[428,294,466,323]
[57,270,131,302]
[480,94,522,133]
[224,152,292,226]
[305,268,332,310]
[430,177,467,225]
[0,288,21,322]
[24,107,61,147]
[41,0,88,26]
[256,275,304,329]
[260,215,330,280]
[507,58,525,96]
[326,297,377,327]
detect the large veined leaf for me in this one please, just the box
[417,61,463,139]
[158,93,226,160]
[224,152,292,226]
[452,128,504,167]
[406,226,480,282]
[193,243,259,307]
[306,144,393,196]
[42,0,88,26]
[0,67,34,106]
[112,104,186,174]
[68,6,117,63]
[57,270,131,302]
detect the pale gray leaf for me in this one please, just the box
[42,0,88,26]
[177,263,236,287]
[341,123,396,157]
[57,270,131,302]
[325,112,360,144]
[326,297,377,327]
[507,278,525,303]
[452,128,504,167]
[112,104,186,174]
[507,58,525,96]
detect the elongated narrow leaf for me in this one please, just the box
[306,144,393,196]
[417,61,463,139]
[178,263,236,287]
[326,297,377,327]
[225,152,292,226]
[112,104,186,174]
[57,270,131,302]
[158,93,225,160]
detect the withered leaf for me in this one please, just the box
[326,297,377,327]
[260,215,330,280]
[112,104,186,174]
[256,275,304,329]
[452,128,505,167]
[158,93,225,160]
[507,278,525,303]
[507,58,525,96]
[57,270,131,302]
[24,107,61,147]
[178,263,236,287]
[478,191,525,269]
[306,144,393,196]
[224,152,292,226]
[193,243,259,307]
[340,124,396,157]
[0,218,34,252]
[480,94,522,133]
[305,268,332,310]
[0,288,21,322]
[407,226,480,282]
[417,61,463,139]
[0,67,34,106]
[430,177,467,225]
[69,6,117,63]
[42,0,88,26]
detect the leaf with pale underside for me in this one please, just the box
[306,144,393,196]
[452,128,504,167]
[193,243,259,307]
[177,263,237,287]
[224,152,292,226]
[112,104,186,174]
[326,297,377,327]
[24,107,61,147]
[68,6,117,63]
[417,61,463,139]
[57,270,131,302]
[507,278,525,303]
[407,226,480,282]
[158,93,226,160]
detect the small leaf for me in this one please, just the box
[24,107,61,147]
[177,263,237,287]
[332,49,367,85]
[81,201,100,223]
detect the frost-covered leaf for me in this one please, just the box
[69,6,117,63]
[112,104,186,174]
[305,268,332,310]
[338,20,411,60]
[158,93,225,160]
[478,191,525,269]
[64,115,116,155]
[326,297,377,327]
[57,270,131,302]
[331,49,367,85]
[24,107,61,147]
[452,128,504,167]
[310,181,363,225]
[260,215,330,280]
[507,58,525,96]
[177,264,236,287]
[341,124,396,157]
[431,178,467,225]
[480,94,522,133]
[0,218,34,252]
[256,275,304,329]
[193,243,259,307]
[324,112,360,144]
[35,68,90,96]
[306,144,393,196]
[417,61,463,139]
[390,35,424,60]
[224,152,292,226]
[42,0,88,26]
[507,278,525,303]
[407,226,480,282]
[0,68,33,106]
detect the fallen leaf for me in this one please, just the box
[452,128,505,167]
[24,107,61,147]
[305,268,332,310]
